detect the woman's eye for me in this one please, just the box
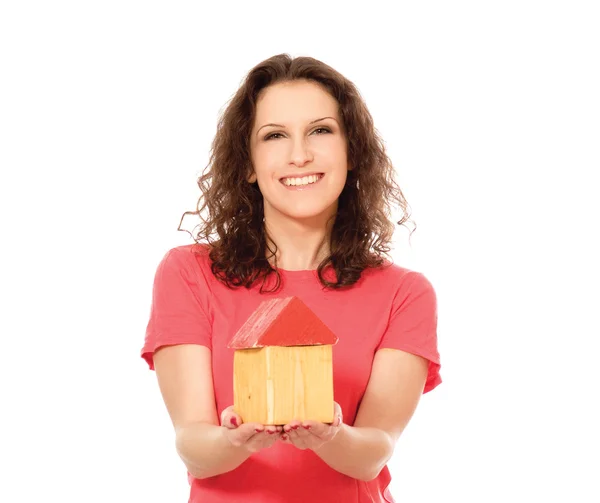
[264,128,331,141]
[265,132,283,141]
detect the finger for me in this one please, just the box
[283,420,302,434]
[220,405,234,424]
[221,406,244,429]
[300,420,328,436]
[242,422,266,434]
[322,415,341,428]
[333,402,343,426]
[333,401,343,417]
[264,424,279,435]
[226,422,265,446]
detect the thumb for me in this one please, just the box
[221,406,244,429]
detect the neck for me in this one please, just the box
[263,211,335,271]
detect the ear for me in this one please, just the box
[247,171,257,183]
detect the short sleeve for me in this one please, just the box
[376,271,442,393]
[141,247,213,370]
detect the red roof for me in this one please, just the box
[227,296,339,349]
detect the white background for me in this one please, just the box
[1,1,599,501]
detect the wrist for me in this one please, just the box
[312,423,349,453]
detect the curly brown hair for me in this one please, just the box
[178,53,415,293]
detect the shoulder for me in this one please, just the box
[154,242,216,288]
[161,242,212,269]
[165,242,210,258]
[362,258,434,294]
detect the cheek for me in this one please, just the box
[315,138,347,162]
[254,150,283,177]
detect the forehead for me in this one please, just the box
[254,80,339,123]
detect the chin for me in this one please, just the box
[281,204,338,222]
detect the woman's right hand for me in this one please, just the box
[220,406,283,453]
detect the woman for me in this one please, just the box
[141,53,442,503]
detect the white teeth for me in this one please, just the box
[282,174,321,186]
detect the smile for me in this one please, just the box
[279,173,325,189]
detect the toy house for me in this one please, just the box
[228,296,339,425]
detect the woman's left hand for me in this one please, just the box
[279,402,343,450]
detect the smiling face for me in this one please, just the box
[248,79,349,225]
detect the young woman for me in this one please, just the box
[141,53,442,503]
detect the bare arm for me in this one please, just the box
[312,424,394,481]
[175,422,252,479]
[153,344,278,479]
[311,349,429,481]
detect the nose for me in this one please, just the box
[289,136,313,167]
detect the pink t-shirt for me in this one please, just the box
[141,243,441,503]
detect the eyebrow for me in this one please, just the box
[256,116,339,136]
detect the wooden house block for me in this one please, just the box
[228,296,338,425]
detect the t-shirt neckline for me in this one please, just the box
[278,268,318,278]
[276,265,337,283]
